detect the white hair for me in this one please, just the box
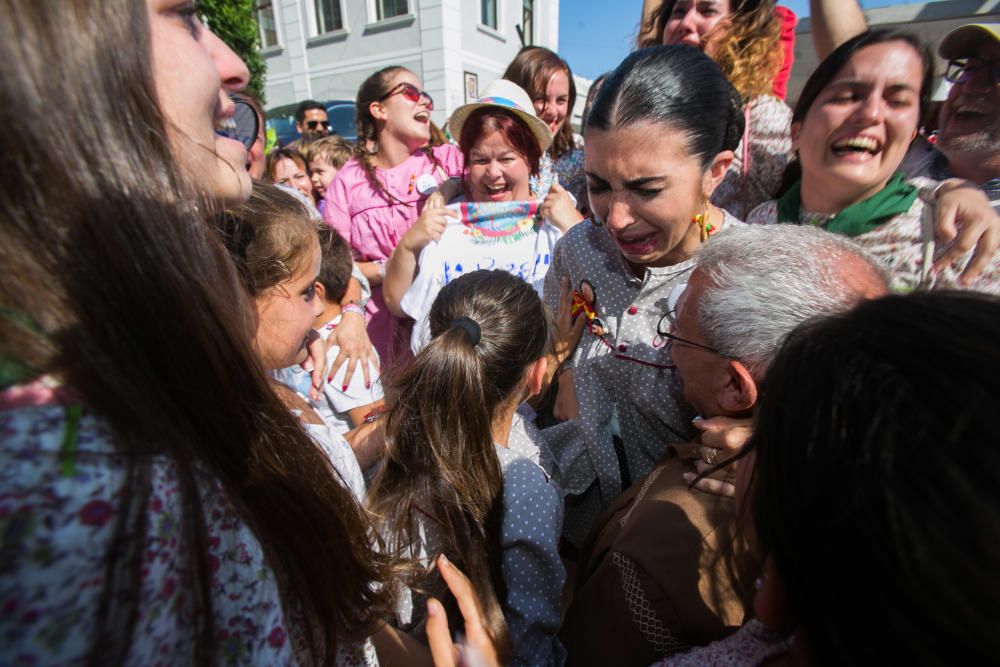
[694,225,888,372]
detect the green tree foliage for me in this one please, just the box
[199,0,267,104]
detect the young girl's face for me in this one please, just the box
[467,129,532,202]
[533,69,571,139]
[273,157,316,201]
[309,158,338,199]
[255,240,323,370]
[378,70,434,146]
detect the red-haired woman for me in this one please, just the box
[382,80,582,352]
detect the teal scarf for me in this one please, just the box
[777,171,917,237]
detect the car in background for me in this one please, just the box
[265,100,357,147]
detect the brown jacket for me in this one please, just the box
[560,449,758,667]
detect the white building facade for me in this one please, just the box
[256,0,561,127]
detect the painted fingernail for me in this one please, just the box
[365,382,371,389]
[342,384,348,392]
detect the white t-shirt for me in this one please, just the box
[273,313,384,433]
[400,199,563,353]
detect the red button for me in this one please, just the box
[627,306,638,315]
[618,344,628,352]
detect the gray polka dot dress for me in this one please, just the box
[540,214,744,546]
[389,445,566,666]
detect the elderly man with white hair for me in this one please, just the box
[559,224,888,667]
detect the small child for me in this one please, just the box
[274,225,385,437]
[221,183,378,499]
[305,135,353,218]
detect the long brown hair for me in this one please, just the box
[0,2,387,664]
[640,0,783,100]
[353,65,441,205]
[369,270,550,663]
[502,46,578,160]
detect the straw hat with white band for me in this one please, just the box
[448,79,553,152]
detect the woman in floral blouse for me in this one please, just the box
[0,1,388,664]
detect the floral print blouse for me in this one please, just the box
[0,381,377,666]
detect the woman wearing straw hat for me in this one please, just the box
[383,79,583,353]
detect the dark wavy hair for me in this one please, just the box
[749,291,1000,664]
[0,2,388,664]
[587,45,745,170]
[778,29,933,195]
[369,270,550,665]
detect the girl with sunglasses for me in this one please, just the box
[324,67,464,361]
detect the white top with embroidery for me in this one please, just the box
[401,200,563,354]
[745,197,1000,294]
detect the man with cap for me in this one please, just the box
[934,23,1000,203]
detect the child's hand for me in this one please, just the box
[540,179,583,233]
[401,192,458,252]
[426,555,501,667]
[328,312,377,391]
[302,330,328,401]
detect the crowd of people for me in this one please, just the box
[1,0,998,666]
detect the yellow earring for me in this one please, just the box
[692,202,713,242]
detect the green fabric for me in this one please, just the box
[777,171,918,238]
[60,404,82,478]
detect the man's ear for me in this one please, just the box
[526,356,548,398]
[719,359,758,414]
[295,121,303,134]
[703,149,735,197]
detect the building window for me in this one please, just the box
[376,0,408,21]
[315,0,344,33]
[522,0,534,46]
[257,0,279,48]
[481,0,497,29]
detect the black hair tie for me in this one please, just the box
[451,317,481,347]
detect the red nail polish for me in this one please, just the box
[365,382,371,389]
[342,384,348,392]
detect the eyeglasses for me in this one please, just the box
[380,82,434,110]
[229,96,261,151]
[305,119,330,131]
[656,309,725,355]
[944,58,1000,86]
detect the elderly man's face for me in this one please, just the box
[669,269,733,418]
[939,39,1000,162]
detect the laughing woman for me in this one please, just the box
[747,29,1000,291]
[541,45,746,546]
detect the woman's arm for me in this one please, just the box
[810,0,867,59]
[382,192,457,318]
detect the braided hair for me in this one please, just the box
[353,66,442,206]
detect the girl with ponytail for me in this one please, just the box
[324,67,463,361]
[368,269,565,667]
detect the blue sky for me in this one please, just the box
[558,0,927,80]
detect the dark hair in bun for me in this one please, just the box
[587,45,745,171]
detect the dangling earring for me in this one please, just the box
[692,201,714,242]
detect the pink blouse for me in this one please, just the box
[323,144,464,359]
